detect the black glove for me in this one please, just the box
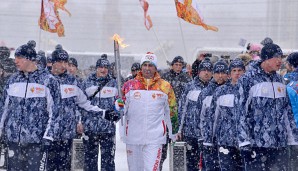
[104,109,120,122]
[41,139,52,152]
[240,145,252,159]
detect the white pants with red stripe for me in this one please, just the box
[126,144,163,171]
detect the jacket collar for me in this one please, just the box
[135,72,161,87]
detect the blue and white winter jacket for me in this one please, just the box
[178,76,208,139]
[50,72,105,141]
[82,73,118,134]
[237,61,298,148]
[0,69,60,144]
[284,72,296,84]
[287,70,298,127]
[199,80,223,146]
[212,81,240,147]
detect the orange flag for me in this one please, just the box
[139,0,153,30]
[39,0,71,37]
[175,0,218,32]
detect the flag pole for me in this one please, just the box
[38,29,42,51]
[177,18,188,63]
[152,27,169,63]
[38,0,43,51]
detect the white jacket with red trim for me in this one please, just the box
[121,72,178,145]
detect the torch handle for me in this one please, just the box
[114,40,124,125]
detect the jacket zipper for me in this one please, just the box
[271,79,278,146]
[19,74,29,145]
[145,79,150,143]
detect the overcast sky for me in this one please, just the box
[0,0,297,67]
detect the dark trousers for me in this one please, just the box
[83,133,116,171]
[203,145,220,171]
[218,145,242,171]
[242,147,288,171]
[288,145,298,171]
[46,140,72,171]
[184,136,203,171]
[7,142,43,171]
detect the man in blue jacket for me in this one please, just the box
[0,40,61,171]
[237,43,298,171]
[177,58,213,171]
[212,58,245,171]
[200,59,229,171]
[81,57,119,171]
[47,45,117,171]
[285,52,298,170]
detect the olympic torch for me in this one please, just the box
[112,34,128,125]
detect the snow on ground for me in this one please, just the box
[113,123,170,170]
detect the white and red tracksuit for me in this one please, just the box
[121,72,178,171]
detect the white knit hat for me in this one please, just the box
[141,52,157,68]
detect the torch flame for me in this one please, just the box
[112,34,129,48]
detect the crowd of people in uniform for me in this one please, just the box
[0,36,298,171]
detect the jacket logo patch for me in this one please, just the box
[134,92,141,99]
[103,89,113,94]
[152,93,164,99]
[30,87,45,94]
[277,86,285,93]
[64,87,75,94]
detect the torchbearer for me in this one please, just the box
[116,52,179,171]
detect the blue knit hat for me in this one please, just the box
[68,57,78,67]
[0,46,10,59]
[131,62,141,71]
[213,59,229,74]
[36,50,47,69]
[198,58,213,72]
[171,56,185,65]
[47,54,52,63]
[51,44,69,63]
[96,58,110,68]
[14,40,37,61]
[229,58,245,72]
[261,43,283,61]
[287,52,298,68]
[260,37,273,46]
